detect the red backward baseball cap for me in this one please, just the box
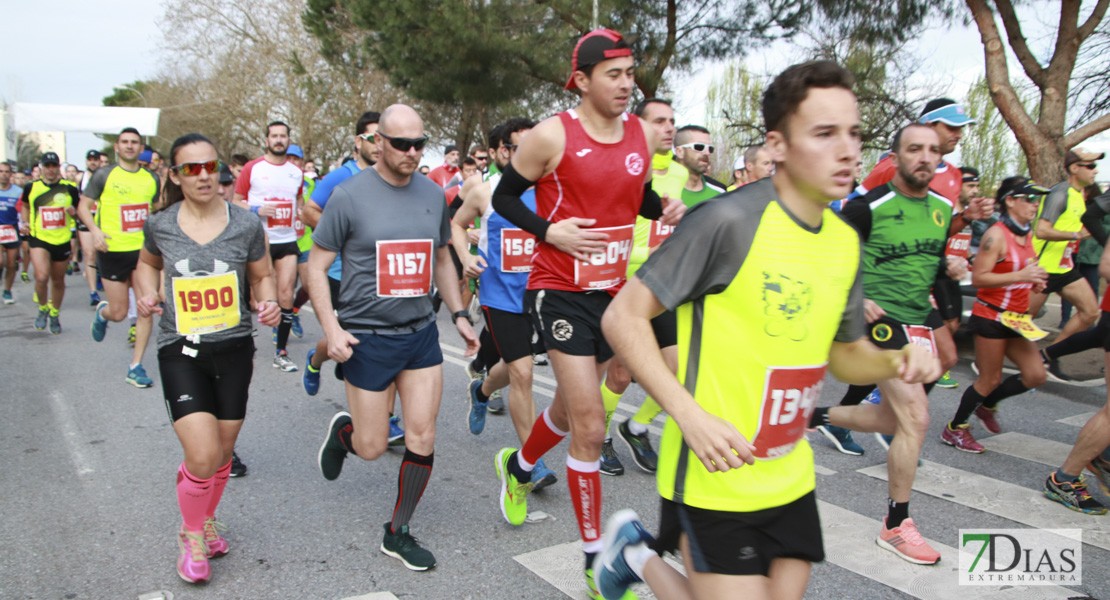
[565,29,633,91]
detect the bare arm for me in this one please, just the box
[970,227,1046,289]
[133,249,164,317]
[1036,218,1088,242]
[451,181,489,279]
[302,199,323,229]
[434,244,479,356]
[247,257,280,327]
[231,192,250,211]
[827,337,940,386]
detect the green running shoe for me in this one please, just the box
[495,448,532,526]
[935,371,958,389]
[586,567,639,600]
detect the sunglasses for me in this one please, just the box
[357,133,375,141]
[1010,194,1041,204]
[378,131,427,152]
[475,155,489,161]
[678,142,715,154]
[1075,163,1097,170]
[172,160,222,176]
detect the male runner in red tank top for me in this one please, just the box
[489,28,685,597]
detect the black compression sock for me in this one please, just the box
[887,498,909,528]
[981,374,1029,409]
[507,450,532,483]
[475,382,490,403]
[951,385,986,427]
[839,384,876,406]
[391,450,434,532]
[809,407,831,429]
[277,307,293,351]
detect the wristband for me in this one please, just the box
[250,205,260,215]
[452,310,472,325]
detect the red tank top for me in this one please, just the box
[528,110,649,294]
[973,222,1037,320]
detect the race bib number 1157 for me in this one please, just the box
[377,239,433,297]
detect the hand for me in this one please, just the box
[893,343,943,384]
[136,294,163,318]
[544,217,609,262]
[946,256,969,281]
[326,328,360,363]
[674,409,756,473]
[455,317,480,357]
[19,223,29,235]
[963,196,994,221]
[1079,227,1092,241]
[65,206,76,215]
[1018,260,1048,285]
[257,204,277,218]
[863,298,886,323]
[660,194,686,227]
[93,230,111,252]
[256,300,281,327]
[466,227,481,246]
[462,254,487,279]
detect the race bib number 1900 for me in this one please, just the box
[377,239,433,297]
[120,203,149,233]
[574,224,634,290]
[752,365,826,460]
[173,272,240,336]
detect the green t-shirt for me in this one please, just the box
[842,183,952,324]
[681,177,726,207]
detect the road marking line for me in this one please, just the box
[339,593,400,600]
[857,460,1110,551]
[978,432,1073,467]
[1056,411,1097,427]
[49,390,94,476]
[815,465,838,475]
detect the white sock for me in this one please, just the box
[516,451,534,472]
[627,420,649,435]
[624,542,655,580]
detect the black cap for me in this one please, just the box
[444,144,458,155]
[996,175,1050,203]
[565,29,632,90]
[960,166,980,183]
[40,152,60,165]
[218,165,235,185]
[86,149,101,160]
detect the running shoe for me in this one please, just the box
[318,411,352,481]
[203,518,230,558]
[468,379,488,435]
[1043,474,1107,515]
[875,432,894,451]
[126,363,153,388]
[32,291,38,304]
[127,325,136,346]
[863,388,882,404]
[271,327,277,346]
[273,350,297,372]
[177,528,211,583]
[20,272,29,283]
[617,419,658,473]
[290,313,303,338]
[1043,351,1074,382]
[974,405,1002,434]
[817,425,864,456]
[65,262,73,276]
[34,307,47,330]
[303,349,321,396]
[971,361,979,375]
[495,448,532,526]
[600,439,624,476]
[388,416,406,447]
[876,517,941,565]
[466,360,485,382]
[487,389,506,415]
[88,291,99,306]
[2,290,12,304]
[95,275,103,291]
[585,567,638,600]
[531,458,558,492]
[90,300,108,341]
[230,451,247,478]
[380,522,436,571]
[940,422,984,453]
[594,509,655,600]
[1086,457,1110,496]
[935,371,958,388]
[533,353,549,366]
[48,313,60,335]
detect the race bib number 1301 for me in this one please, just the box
[752,365,826,460]
[377,239,433,297]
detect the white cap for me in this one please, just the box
[733,156,745,171]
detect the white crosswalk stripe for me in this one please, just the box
[1057,411,1098,427]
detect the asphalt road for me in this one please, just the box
[1,273,1108,600]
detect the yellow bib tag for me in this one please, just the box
[173,272,240,335]
[999,311,1047,341]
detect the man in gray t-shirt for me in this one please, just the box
[305,104,479,572]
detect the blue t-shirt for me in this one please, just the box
[479,190,536,313]
[311,161,362,281]
[0,184,22,227]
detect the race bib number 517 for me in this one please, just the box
[751,365,826,460]
[377,239,433,297]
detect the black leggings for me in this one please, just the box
[159,336,255,422]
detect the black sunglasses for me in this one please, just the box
[378,131,427,152]
[172,160,222,176]
[1075,163,1097,170]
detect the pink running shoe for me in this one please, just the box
[876,517,941,565]
[941,422,985,453]
[204,518,230,558]
[177,528,211,583]
[973,406,1002,434]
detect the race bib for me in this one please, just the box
[377,239,433,297]
[501,228,535,273]
[752,365,826,460]
[999,311,1048,341]
[647,220,674,248]
[574,224,634,290]
[267,200,294,229]
[40,206,66,230]
[120,203,149,233]
[172,272,240,336]
[0,225,17,244]
[293,216,306,238]
[946,231,971,260]
[1060,239,1079,271]
[902,324,937,356]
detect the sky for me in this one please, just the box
[2,0,1106,172]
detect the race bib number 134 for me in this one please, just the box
[751,365,826,460]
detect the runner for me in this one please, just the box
[813,123,961,565]
[941,176,1049,453]
[488,29,683,597]
[284,143,309,339]
[308,104,478,571]
[232,121,305,372]
[0,162,22,303]
[76,149,104,305]
[593,60,939,600]
[19,152,81,333]
[133,133,280,583]
[1031,148,1104,381]
[80,127,161,387]
[426,144,460,188]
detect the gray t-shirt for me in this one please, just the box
[312,167,449,333]
[143,202,268,348]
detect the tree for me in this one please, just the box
[704,61,766,182]
[965,0,1110,183]
[959,76,1028,193]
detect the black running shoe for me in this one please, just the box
[617,419,658,473]
[380,523,436,571]
[600,439,624,476]
[229,451,248,478]
[318,412,352,481]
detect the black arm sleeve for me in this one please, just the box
[839,197,873,242]
[492,162,550,241]
[1082,199,1110,247]
[638,183,663,219]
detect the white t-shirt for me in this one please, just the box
[235,156,303,244]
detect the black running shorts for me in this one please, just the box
[932,277,963,321]
[1043,268,1085,296]
[29,237,73,263]
[866,311,944,351]
[653,492,824,576]
[269,241,301,261]
[98,250,140,282]
[967,314,1023,340]
[482,305,536,364]
[525,288,614,363]
[159,336,256,422]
